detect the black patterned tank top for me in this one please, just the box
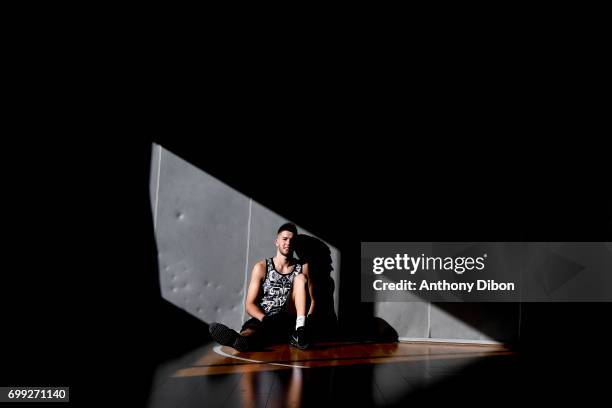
[259,258,303,316]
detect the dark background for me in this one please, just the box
[1,116,610,407]
[1,11,609,406]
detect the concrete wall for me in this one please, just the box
[150,143,519,343]
[373,302,519,344]
[150,144,340,332]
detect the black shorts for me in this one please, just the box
[240,312,295,344]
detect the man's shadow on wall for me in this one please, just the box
[295,234,397,343]
[295,234,337,341]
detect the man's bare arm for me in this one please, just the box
[303,263,316,316]
[245,261,266,321]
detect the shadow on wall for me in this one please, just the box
[295,234,338,340]
[297,234,398,343]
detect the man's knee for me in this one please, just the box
[240,328,256,337]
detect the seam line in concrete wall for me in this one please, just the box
[334,255,340,317]
[427,302,431,338]
[518,254,523,341]
[241,198,253,324]
[154,144,162,231]
[517,302,522,341]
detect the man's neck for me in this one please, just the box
[274,253,293,266]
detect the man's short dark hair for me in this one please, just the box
[277,222,298,236]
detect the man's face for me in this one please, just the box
[276,231,295,256]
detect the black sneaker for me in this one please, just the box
[232,335,251,352]
[209,322,251,352]
[290,326,309,350]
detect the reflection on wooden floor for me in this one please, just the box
[174,342,513,377]
[147,341,518,408]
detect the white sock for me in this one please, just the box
[296,315,306,330]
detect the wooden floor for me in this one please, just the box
[147,341,518,408]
